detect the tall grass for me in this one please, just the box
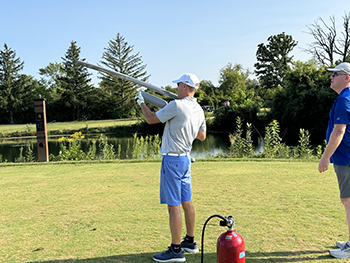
[0,161,347,262]
[229,118,325,159]
[46,132,161,162]
[0,118,327,163]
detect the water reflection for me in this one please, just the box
[0,133,231,162]
[191,133,230,158]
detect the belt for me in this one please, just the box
[162,152,189,156]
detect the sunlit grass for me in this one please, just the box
[0,160,346,262]
[0,119,139,136]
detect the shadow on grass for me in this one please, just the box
[246,249,332,262]
[26,249,333,263]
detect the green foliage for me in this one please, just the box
[58,41,93,121]
[270,60,336,145]
[0,44,40,124]
[315,140,327,159]
[218,63,257,107]
[255,32,297,92]
[229,117,254,157]
[15,147,26,163]
[86,140,97,160]
[130,133,161,159]
[51,132,118,161]
[263,120,283,158]
[98,134,116,160]
[0,33,342,157]
[259,120,323,159]
[0,44,24,122]
[197,63,262,114]
[15,143,35,163]
[211,103,261,133]
[26,142,35,162]
[99,33,150,119]
[298,128,313,158]
[38,62,64,91]
[48,131,161,162]
[198,80,219,108]
[56,132,86,161]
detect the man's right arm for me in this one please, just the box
[318,124,346,173]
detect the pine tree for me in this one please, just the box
[100,33,150,118]
[0,44,25,123]
[59,41,92,121]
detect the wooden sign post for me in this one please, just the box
[34,96,49,162]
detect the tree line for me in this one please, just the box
[0,13,349,146]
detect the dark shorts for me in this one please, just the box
[334,164,350,199]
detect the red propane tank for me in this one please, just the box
[217,229,245,263]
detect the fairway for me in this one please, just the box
[0,119,139,137]
[0,160,347,263]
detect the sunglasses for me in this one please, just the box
[331,72,348,77]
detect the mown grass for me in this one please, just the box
[0,160,346,263]
[0,119,139,137]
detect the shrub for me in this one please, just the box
[263,120,283,158]
[56,132,86,161]
[131,133,161,159]
[298,128,313,159]
[98,134,116,160]
[229,117,254,158]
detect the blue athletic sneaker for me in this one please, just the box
[153,246,186,262]
[181,240,199,253]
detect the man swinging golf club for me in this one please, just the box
[135,73,206,262]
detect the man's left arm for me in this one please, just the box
[140,103,161,124]
[135,91,161,124]
[196,130,206,141]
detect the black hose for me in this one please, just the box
[201,214,228,263]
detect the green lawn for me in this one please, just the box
[0,119,139,137]
[0,160,346,262]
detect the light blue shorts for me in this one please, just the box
[160,155,192,206]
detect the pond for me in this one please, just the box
[0,133,231,162]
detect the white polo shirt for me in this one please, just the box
[156,96,206,154]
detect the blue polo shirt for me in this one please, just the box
[326,87,350,165]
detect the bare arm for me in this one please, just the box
[318,124,346,173]
[196,130,206,141]
[140,103,161,124]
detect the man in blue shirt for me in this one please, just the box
[319,62,350,258]
[135,73,206,262]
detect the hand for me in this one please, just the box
[318,156,330,173]
[135,91,145,105]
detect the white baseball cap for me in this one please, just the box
[172,73,200,89]
[327,62,350,75]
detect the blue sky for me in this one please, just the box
[1,0,349,88]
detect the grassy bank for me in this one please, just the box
[0,160,346,262]
[0,119,140,138]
